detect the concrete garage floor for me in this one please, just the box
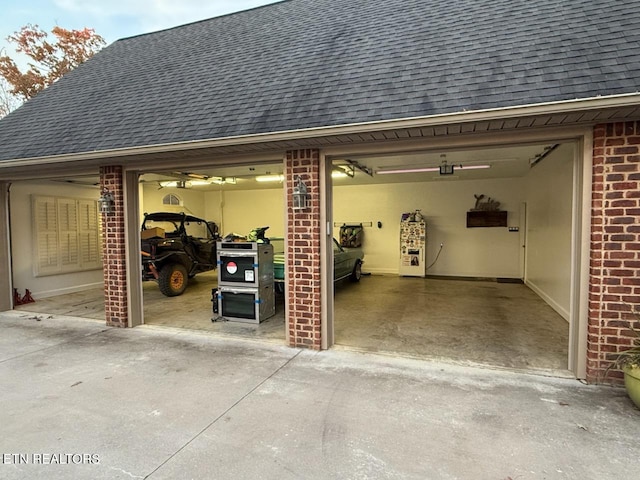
[0,313,637,480]
[335,275,570,373]
[15,273,569,374]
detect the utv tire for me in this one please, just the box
[350,261,362,282]
[158,263,188,296]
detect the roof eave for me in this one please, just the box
[2,92,640,167]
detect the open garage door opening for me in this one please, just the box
[10,175,105,321]
[330,141,577,374]
[137,163,287,343]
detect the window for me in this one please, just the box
[162,193,182,206]
[33,195,102,276]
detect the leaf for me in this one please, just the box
[0,24,105,103]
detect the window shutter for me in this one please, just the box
[34,196,59,275]
[58,199,79,267]
[33,195,102,276]
[78,200,101,267]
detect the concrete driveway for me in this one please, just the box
[0,310,638,480]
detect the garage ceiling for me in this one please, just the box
[137,142,559,191]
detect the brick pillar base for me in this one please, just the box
[588,122,640,383]
[285,149,322,349]
[100,166,128,327]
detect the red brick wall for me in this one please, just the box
[285,149,322,348]
[99,166,128,327]
[589,122,640,382]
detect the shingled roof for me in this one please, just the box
[0,0,639,161]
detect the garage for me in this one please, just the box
[136,164,288,340]
[328,141,575,372]
[9,139,575,373]
[1,0,639,384]
[0,133,589,376]
[10,176,105,320]
[11,163,292,340]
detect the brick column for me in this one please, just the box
[285,149,322,348]
[588,122,640,383]
[100,166,129,327]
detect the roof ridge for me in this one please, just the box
[114,0,291,43]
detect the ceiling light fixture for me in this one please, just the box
[376,164,491,175]
[159,177,238,188]
[159,180,189,188]
[255,174,284,183]
[189,179,214,186]
[332,165,355,179]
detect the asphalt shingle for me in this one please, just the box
[0,0,639,161]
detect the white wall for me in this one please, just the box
[10,181,103,298]
[204,188,285,238]
[141,184,207,219]
[333,178,525,277]
[8,148,572,312]
[525,143,574,319]
[140,185,286,239]
[170,171,569,288]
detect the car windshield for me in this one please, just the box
[143,220,181,236]
[183,220,210,238]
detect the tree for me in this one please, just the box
[0,24,105,103]
[0,78,19,117]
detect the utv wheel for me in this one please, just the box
[158,263,188,296]
[350,261,362,282]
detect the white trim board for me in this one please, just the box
[29,282,104,299]
[526,280,570,322]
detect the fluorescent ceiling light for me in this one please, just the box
[159,180,184,188]
[160,177,237,188]
[255,174,284,183]
[377,166,439,175]
[458,165,491,170]
[376,164,491,175]
[190,177,237,186]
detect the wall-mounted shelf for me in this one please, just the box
[466,210,507,228]
[334,221,373,227]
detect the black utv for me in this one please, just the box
[140,212,220,296]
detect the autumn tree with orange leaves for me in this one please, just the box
[0,24,105,103]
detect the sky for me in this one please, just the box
[1,0,280,60]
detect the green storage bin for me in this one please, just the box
[273,253,285,280]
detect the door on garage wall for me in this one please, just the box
[327,142,579,374]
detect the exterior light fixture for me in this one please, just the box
[292,176,310,210]
[98,188,115,215]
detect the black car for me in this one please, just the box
[140,212,220,296]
